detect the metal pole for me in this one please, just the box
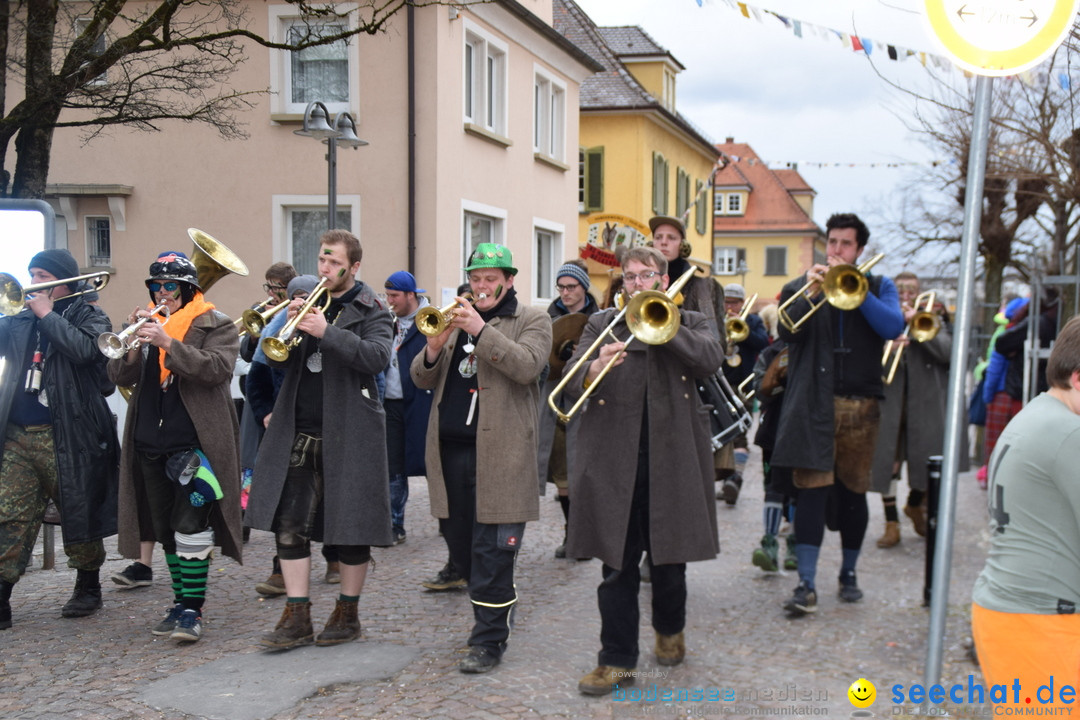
[924,73,993,688]
[327,138,338,231]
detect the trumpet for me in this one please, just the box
[882,290,941,385]
[415,293,485,337]
[0,270,110,316]
[236,297,289,337]
[777,253,885,333]
[97,304,171,359]
[547,265,700,424]
[261,278,331,362]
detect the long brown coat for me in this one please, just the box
[564,308,724,569]
[410,301,550,524]
[109,309,243,562]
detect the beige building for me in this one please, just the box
[40,0,601,323]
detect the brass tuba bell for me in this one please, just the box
[188,228,249,293]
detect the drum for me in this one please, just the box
[697,371,753,450]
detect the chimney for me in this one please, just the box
[725,136,734,143]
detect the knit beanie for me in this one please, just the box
[29,249,79,285]
[556,263,590,291]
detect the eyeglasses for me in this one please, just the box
[622,271,660,284]
[263,283,287,294]
[556,283,581,292]
[148,281,180,293]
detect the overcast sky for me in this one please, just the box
[573,0,961,272]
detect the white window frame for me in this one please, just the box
[533,66,566,162]
[533,217,565,305]
[85,215,111,266]
[463,21,508,136]
[461,199,507,273]
[727,193,743,215]
[269,4,360,117]
[271,194,362,276]
[713,246,739,276]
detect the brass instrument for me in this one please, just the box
[0,271,110,316]
[415,293,483,336]
[237,297,288,337]
[737,373,755,401]
[547,265,700,424]
[188,228,249,293]
[261,278,331,362]
[97,304,171,359]
[777,253,885,333]
[725,292,759,366]
[882,290,941,385]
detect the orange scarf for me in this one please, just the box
[152,292,215,386]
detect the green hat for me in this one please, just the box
[465,243,517,276]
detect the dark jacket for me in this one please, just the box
[0,299,119,544]
[393,312,433,477]
[722,311,769,386]
[997,309,1058,400]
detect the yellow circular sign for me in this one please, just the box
[924,0,1080,75]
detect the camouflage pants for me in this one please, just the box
[0,424,105,583]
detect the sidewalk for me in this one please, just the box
[0,443,990,719]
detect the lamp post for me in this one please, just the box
[737,258,748,287]
[294,101,368,231]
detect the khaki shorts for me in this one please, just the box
[793,396,880,493]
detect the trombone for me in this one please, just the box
[882,290,941,385]
[237,297,289,337]
[725,292,758,346]
[415,293,484,337]
[0,270,110,316]
[261,278,331,362]
[777,253,885,333]
[97,304,171,359]
[546,265,700,424]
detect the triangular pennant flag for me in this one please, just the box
[851,36,864,52]
[793,19,803,38]
[737,2,749,18]
[888,45,898,60]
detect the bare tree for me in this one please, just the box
[0,0,443,198]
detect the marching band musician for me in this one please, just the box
[0,249,119,630]
[870,272,953,549]
[773,213,904,617]
[247,230,392,650]
[109,250,241,643]
[567,246,723,696]
[410,243,550,674]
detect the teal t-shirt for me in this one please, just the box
[972,392,1080,615]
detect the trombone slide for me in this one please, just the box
[777,253,884,334]
[882,291,940,385]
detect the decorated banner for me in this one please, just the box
[582,214,651,267]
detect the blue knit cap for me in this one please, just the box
[556,263,590,291]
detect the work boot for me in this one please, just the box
[61,570,103,618]
[255,572,287,597]
[655,631,686,666]
[578,665,636,696]
[904,504,928,537]
[315,599,361,646]
[877,521,901,548]
[751,534,779,572]
[0,579,13,630]
[259,601,315,650]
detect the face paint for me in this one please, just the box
[323,248,333,255]
[494,284,504,299]
[338,268,346,277]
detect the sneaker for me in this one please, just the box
[783,534,798,570]
[976,464,988,490]
[721,474,742,506]
[324,561,341,585]
[392,528,407,546]
[152,603,185,635]
[422,562,467,591]
[111,562,153,589]
[838,570,864,603]
[171,609,202,642]
[783,582,817,616]
[578,665,636,696]
[459,646,500,674]
[255,572,287,597]
[751,534,779,572]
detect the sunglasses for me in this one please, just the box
[148,281,181,293]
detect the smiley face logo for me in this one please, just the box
[848,678,876,708]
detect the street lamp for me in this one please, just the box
[737,258,748,287]
[294,101,368,231]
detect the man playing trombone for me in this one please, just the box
[0,249,119,629]
[566,246,723,695]
[773,213,904,617]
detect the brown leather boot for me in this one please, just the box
[877,521,901,548]
[655,631,685,666]
[904,504,928,537]
[259,601,314,650]
[315,599,361,646]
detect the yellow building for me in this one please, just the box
[712,139,823,304]
[554,0,720,297]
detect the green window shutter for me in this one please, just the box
[662,159,670,215]
[585,147,604,212]
[695,180,707,235]
[652,152,662,215]
[676,168,687,216]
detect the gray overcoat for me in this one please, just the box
[245,282,394,547]
[109,309,243,562]
[410,301,550,525]
[564,308,723,569]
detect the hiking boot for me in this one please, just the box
[839,570,864,603]
[260,601,315,650]
[721,474,742,506]
[324,561,341,584]
[0,579,13,630]
[255,573,287,597]
[655,631,685,666]
[783,581,817,616]
[751,534,779,572]
[315,599,361,646]
[783,534,798,570]
[904,504,928,537]
[152,604,185,635]
[578,665,636,696]
[61,570,102,618]
[421,562,467,591]
[111,562,153,589]
[171,609,202,643]
[459,646,500,673]
[877,520,901,548]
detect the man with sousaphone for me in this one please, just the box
[773,213,904,617]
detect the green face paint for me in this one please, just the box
[494,284,503,299]
[338,269,346,277]
[323,248,333,255]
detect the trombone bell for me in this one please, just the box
[778,253,884,333]
[625,291,679,345]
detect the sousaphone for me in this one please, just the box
[188,228,249,292]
